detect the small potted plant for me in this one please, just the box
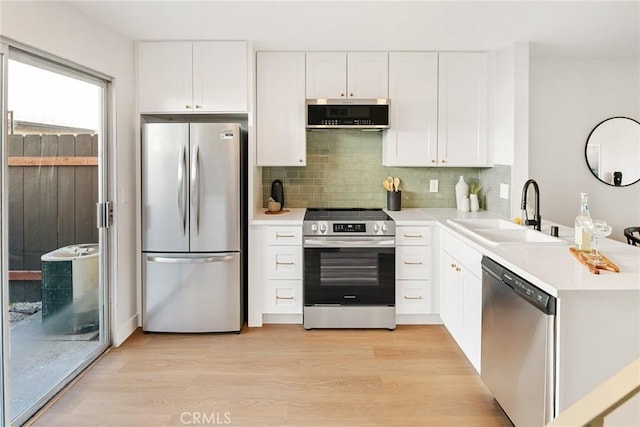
[470,183,481,212]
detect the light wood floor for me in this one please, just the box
[28,325,512,426]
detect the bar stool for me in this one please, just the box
[623,227,640,246]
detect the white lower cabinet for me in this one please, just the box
[263,280,303,315]
[440,228,482,373]
[395,226,437,322]
[259,226,303,320]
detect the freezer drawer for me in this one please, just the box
[143,252,241,333]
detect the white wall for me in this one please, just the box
[0,1,138,345]
[530,58,640,242]
[491,42,530,217]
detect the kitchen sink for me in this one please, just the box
[470,228,566,245]
[447,218,523,230]
[446,218,568,246]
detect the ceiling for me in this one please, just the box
[69,1,640,59]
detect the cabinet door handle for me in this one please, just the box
[403,234,423,238]
[404,261,423,265]
[455,267,462,272]
[403,295,423,300]
[451,263,457,268]
[276,295,294,300]
[276,233,295,238]
[185,105,191,109]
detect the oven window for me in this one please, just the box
[320,252,378,286]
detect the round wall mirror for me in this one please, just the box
[585,116,640,187]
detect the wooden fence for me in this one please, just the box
[8,134,99,273]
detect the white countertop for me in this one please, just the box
[387,208,640,298]
[251,208,306,225]
[252,207,640,297]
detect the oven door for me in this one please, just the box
[303,237,395,306]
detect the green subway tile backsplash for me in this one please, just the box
[262,130,510,213]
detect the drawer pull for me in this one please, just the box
[403,234,423,238]
[276,233,295,238]
[403,295,423,300]
[404,261,423,265]
[276,295,294,300]
[276,261,295,265]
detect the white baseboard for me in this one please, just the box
[396,314,443,325]
[113,313,139,346]
[262,313,303,324]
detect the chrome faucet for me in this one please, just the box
[521,179,541,231]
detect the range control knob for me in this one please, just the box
[373,224,380,232]
[381,223,388,232]
[311,223,318,232]
[319,223,327,234]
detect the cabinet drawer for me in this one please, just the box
[266,246,303,280]
[396,227,431,246]
[441,231,482,277]
[265,226,302,246]
[263,280,303,314]
[396,246,431,280]
[396,280,433,315]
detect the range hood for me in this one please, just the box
[305,98,390,129]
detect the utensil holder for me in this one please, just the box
[387,191,401,211]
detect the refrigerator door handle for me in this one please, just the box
[191,144,200,236]
[178,145,187,235]
[146,255,234,264]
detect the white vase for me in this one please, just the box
[455,176,469,211]
[470,194,480,212]
[460,196,470,213]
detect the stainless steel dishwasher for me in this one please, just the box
[481,256,556,427]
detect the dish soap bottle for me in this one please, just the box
[574,193,592,252]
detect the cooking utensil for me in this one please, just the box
[382,179,392,192]
[386,176,393,191]
[393,177,400,192]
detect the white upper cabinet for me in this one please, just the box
[305,52,346,99]
[347,52,389,99]
[256,52,306,166]
[192,41,248,112]
[383,52,438,166]
[437,52,489,166]
[137,41,247,113]
[138,42,193,113]
[305,51,388,99]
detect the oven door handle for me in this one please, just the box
[304,238,395,248]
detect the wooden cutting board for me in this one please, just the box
[569,247,619,274]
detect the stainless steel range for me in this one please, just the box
[303,208,396,330]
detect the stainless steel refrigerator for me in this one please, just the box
[142,122,242,333]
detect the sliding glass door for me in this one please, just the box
[2,44,111,425]
[1,43,9,426]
